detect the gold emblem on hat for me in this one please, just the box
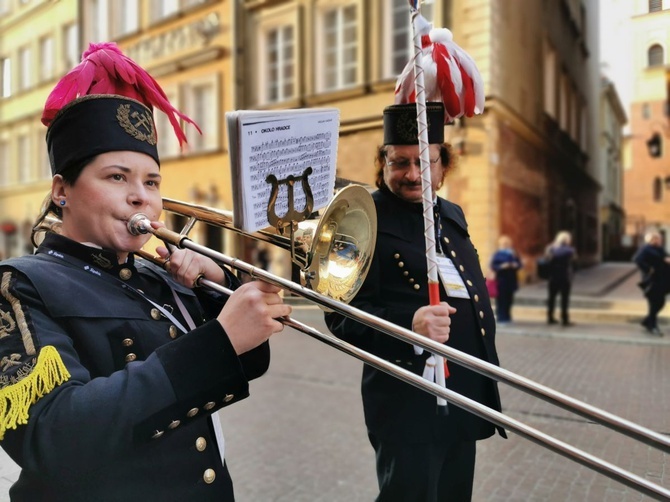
[116,104,157,145]
[396,112,435,144]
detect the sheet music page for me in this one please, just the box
[226,108,340,232]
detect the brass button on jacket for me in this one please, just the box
[168,325,178,339]
[195,437,207,451]
[223,394,234,403]
[119,268,132,280]
[168,420,181,430]
[203,468,216,484]
[203,401,216,410]
[151,308,161,320]
[122,338,133,347]
[187,408,199,418]
[125,353,137,363]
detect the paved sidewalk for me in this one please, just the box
[510,262,670,326]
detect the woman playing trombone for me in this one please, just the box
[0,43,290,501]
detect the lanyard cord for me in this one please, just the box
[38,251,192,334]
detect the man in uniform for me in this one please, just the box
[325,102,505,502]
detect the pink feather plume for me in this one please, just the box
[42,42,201,146]
[394,25,485,123]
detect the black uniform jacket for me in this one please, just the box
[325,188,505,443]
[0,233,269,501]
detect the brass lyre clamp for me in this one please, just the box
[265,167,315,274]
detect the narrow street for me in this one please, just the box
[221,306,669,502]
[0,305,667,501]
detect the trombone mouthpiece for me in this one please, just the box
[128,213,151,235]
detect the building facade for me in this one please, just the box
[599,76,627,260]
[1,0,604,282]
[238,0,601,278]
[0,0,78,258]
[624,0,670,251]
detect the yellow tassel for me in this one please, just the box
[0,346,71,440]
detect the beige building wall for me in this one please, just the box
[0,0,78,257]
[237,0,600,278]
[625,2,670,249]
[0,0,604,280]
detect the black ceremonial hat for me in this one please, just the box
[383,102,445,145]
[46,95,159,175]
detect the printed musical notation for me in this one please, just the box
[226,108,340,232]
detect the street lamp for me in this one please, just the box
[647,132,662,157]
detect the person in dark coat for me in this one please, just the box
[0,43,291,502]
[489,235,522,323]
[325,102,505,502]
[545,231,577,326]
[633,231,670,336]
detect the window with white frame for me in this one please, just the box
[386,0,434,78]
[653,177,663,202]
[558,73,569,131]
[570,93,579,142]
[0,140,8,186]
[39,36,55,82]
[321,5,358,91]
[150,0,179,23]
[649,0,662,13]
[264,25,295,103]
[183,75,219,154]
[38,130,50,180]
[63,23,79,70]
[18,134,31,183]
[156,90,181,159]
[18,45,31,91]
[111,0,139,38]
[183,0,210,9]
[1,57,10,98]
[543,43,557,118]
[648,44,664,67]
[86,0,109,43]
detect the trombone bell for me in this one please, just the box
[161,184,377,304]
[305,185,376,302]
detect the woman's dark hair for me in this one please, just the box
[31,156,94,247]
[374,143,456,190]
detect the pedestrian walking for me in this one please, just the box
[545,230,577,326]
[633,231,670,336]
[489,235,522,324]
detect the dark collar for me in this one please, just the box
[376,185,468,234]
[37,232,135,273]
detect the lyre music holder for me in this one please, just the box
[265,167,314,264]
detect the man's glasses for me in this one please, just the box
[385,156,441,169]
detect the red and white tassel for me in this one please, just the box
[394,25,485,123]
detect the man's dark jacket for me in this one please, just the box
[325,188,504,443]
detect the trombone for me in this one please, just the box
[126,189,670,500]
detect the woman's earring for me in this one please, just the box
[59,200,66,206]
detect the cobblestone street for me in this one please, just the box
[221,307,669,502]
[0,306,667,501]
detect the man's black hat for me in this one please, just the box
[383,102,445,145]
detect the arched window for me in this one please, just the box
[648,44,664,67]
[649,0,662,13]
[653,177,663,202]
